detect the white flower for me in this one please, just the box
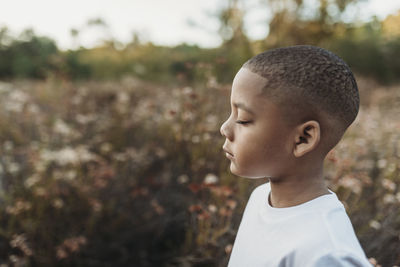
[191,135,200,143]
[177,174,189,184]
[338,175,362,194]
[100,143,113,153]
[24,174,41,188]
[3,140,14,151]
[54,119,74,136]
[382,178,396,191]
[8,162,20,174]
[0,81,13,93]
[396,192,400,202]
[4,90,29,113]
[383,194,396,204]
[76,114,96,124]
[208,204,217,213]
[182,87,193,95]
[369,220,381,230]
[40,146,98,166]
[204,173,218,185]
[117,91,130,104]
[52,198,64,209]
[377,159,387,169]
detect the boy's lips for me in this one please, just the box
[223,147,234,158]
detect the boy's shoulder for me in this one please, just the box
[231,182,371,266]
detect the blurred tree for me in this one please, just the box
[0,28,58,79]
[262,0,366,48]
[215,0,253,82]
[0,26,12,48]
[0,26,13,76]
[381,10,400,39]
[86,17,114,46]
[70,28,80,49]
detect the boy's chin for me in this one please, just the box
[230,165,267,179]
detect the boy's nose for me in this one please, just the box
[220,120,233,141]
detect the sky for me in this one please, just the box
[1,0,400,50]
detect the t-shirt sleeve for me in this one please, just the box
[307,251,373,267]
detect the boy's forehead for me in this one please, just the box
[231,68,268,98]
[232,68,268,93]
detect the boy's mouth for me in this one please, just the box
[223,147,234,158]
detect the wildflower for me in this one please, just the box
[65,170,77,181]
[182,111,194,121]
[0,81,12,93]
[100,142,113,153]
[204,173,218,185]
[383,194,396,204]
[56,236,87,259]
[377,159,387,169]
[52,198,64,209]
[6,200,32,215]
[75,114,96,124]
[4,90,29,113]
[53,119,74,136]
[382,178,396,191]
[188,183,202,193]
[10,233,33,256]
[89,198,102,213]
[197,210,210,221]
[368,257,382,267]
[40,146,98,166]
[219,207,232,217]
[56,248,68,260]
[177,174,189,184]
[34,187,47,197]
[396,192,400,202]
[24,174,41,188]
[8,162,20,174]
[208,204,218,213]
[188,204,202,213]
[155,148,167,158]
[117,91,130,104]
[27,103,39,114]
[3,140,14,151]
[191,135,200,143]
[369,220,381,230]
[210,185,233,197]
[182,87,193,95]
[151,199,165,215]
[203,133,211,141]
[338,175,362,194]
[225,244,233,254]
[226,199,237,210]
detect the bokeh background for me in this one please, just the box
[0,0,400,266]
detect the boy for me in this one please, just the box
[220,45,372,266]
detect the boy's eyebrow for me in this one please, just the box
[233,102,254,114]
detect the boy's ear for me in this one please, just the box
[293,120,320,157]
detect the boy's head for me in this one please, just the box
[220,45,359,179]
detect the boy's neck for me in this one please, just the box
[268,165,330,208]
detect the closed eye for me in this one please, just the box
[236,120,251,125]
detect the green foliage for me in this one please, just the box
[61,50,92,80]
[1,8,400,85]
[0,28,58,79]
[328,20,400,84]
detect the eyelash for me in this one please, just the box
[236,120,251,125]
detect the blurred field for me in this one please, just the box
[1,1,400,266]
[0,74,399,266]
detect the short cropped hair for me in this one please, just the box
[243,45,359,149]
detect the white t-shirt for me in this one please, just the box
[228,182,372,267]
